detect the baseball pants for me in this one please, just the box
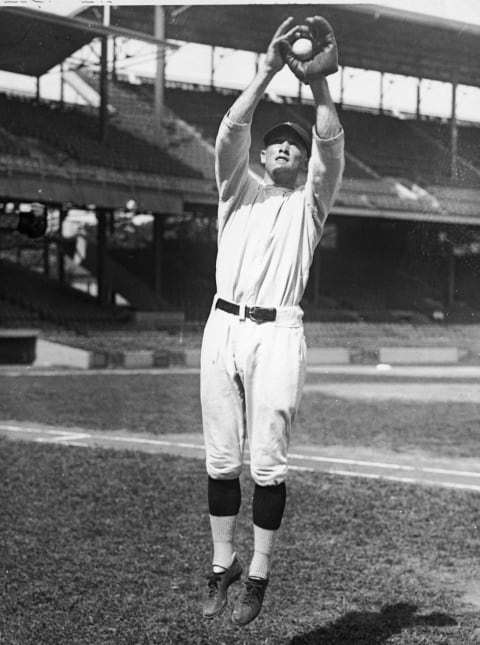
[200,298,307,487]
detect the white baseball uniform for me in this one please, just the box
[201,113,344,486]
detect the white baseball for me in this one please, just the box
[291,37,313,61]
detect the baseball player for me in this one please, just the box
[201,16,344,626]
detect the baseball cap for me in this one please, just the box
[263,121,312,154]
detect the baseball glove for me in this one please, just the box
[281,16,338,83]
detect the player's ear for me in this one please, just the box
[260,149,266,165]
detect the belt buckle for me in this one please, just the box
[248,306,267,323]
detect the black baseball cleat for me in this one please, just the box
[231,576,269,626]
[202,556,243,619]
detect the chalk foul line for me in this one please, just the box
[2,424,480,493]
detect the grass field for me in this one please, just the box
[1,371,480,644]
[1,372,480,457]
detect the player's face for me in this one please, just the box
[261,132,308,188]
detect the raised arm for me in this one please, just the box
[278,15,344,230]
[227,17,296,124]
[215,18,298,204]
[310,76,342,140]
[304,76,344,237]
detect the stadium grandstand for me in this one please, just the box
[1,4,480,365]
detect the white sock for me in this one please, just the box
[210,514,237,572]
[248,524,277,580]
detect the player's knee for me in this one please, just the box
[207,459,242,481]
[250,461,287,487]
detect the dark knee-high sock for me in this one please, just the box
[250,482,286,580]
[208,476,241,572]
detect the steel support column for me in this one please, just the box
[450,78,458,180]
[379,71,384,114]
[153,214,164,297]
[416,78,422,118]
[99,5,110,142]
[96,208,108,306]
[154,5,165,145]
[58,207,68,282]
[99,35,108,141]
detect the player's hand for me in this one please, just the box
[281,16,338,84]
[263,17,300,75]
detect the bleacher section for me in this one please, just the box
[339,108,480,189]
[164,84,480,219]
[0,259,132,332]
[0,297,42,327]
[69,74,480,208]
[335,177,437,213]
[89,78,377,182]
[43,321,480,353]
[413,118,480,183]
[164,83,480,189]
[200,86,479,215]
[0,92,201,178]
[314,253,445,321]
[427,186,480,219]
[2,77,480,194]
[37,320,480,367]
[304,321,480,363]
[1,76,480,331]
[166,85,239,141]
[103,77,217,181]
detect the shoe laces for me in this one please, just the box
[241,578,265,605]
[206,571,224,596]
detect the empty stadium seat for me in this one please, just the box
[0,92,201,178]
[0,259,132,332]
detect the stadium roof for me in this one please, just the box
[83,3,480,88]
[0,6,173,77]
[0,4,479,86]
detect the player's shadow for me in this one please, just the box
[289,602,457,644]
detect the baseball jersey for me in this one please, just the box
[214,114,345,308]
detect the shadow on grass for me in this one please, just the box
[290,602,457,644]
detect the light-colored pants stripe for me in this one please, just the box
[200,302,306,486]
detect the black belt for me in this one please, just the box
[216,298,276,323]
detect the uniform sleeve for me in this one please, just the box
[215,114,252,203]
[304,128,345,243]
